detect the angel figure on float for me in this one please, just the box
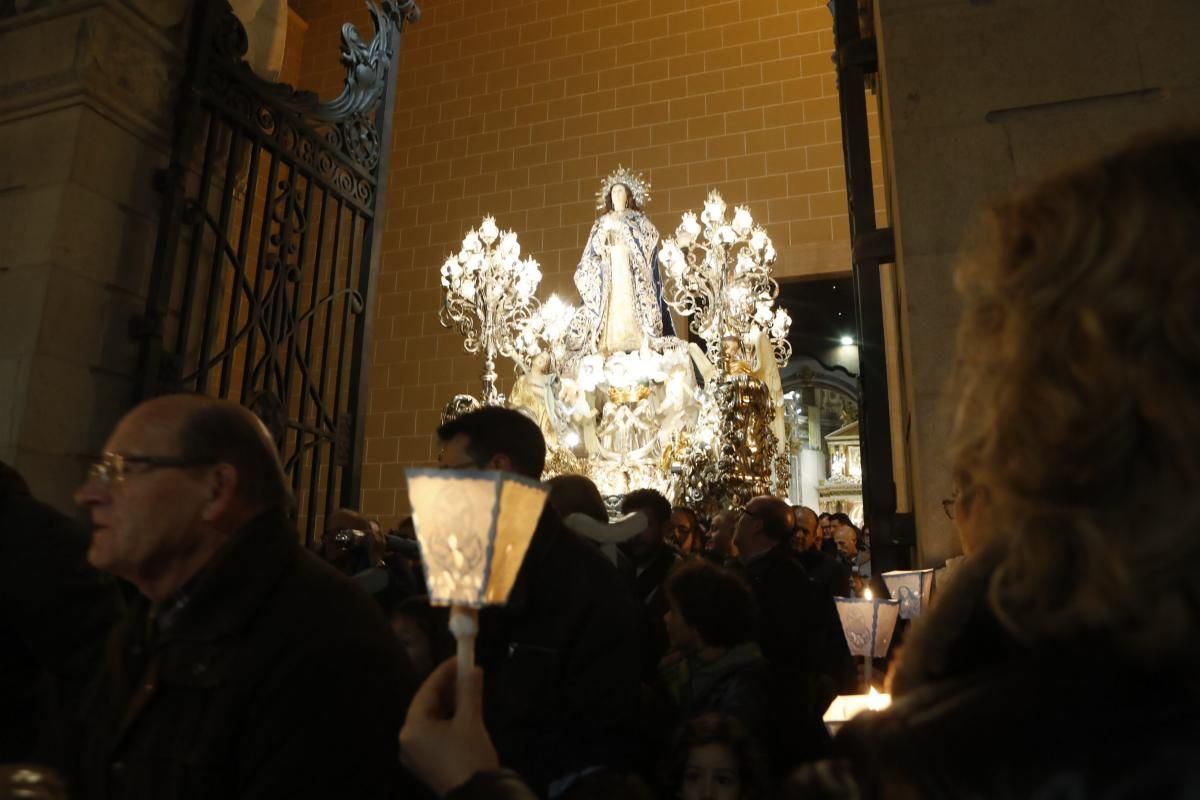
[596,351,659,457]
[557,376,603,456]
[746,327,787,449]
[566,166,675,364]
[508,351,564,448]
[655,344,700,437]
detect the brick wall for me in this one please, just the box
[291,0,883,522]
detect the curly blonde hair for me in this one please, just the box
[950,130,1200,664]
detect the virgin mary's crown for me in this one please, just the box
[595,165,651,210]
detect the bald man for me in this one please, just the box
[792,505,851,598]
[73,395,412,800]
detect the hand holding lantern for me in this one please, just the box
[405,468,548,682]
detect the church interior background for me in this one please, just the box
[3,0,1197,570]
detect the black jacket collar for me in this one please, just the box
[154,508,298,644]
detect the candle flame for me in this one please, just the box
[863,588,873,601]
[866,686,892,711]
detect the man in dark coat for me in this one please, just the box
[71,395,412,800]
[732,495,851,774]
[791,505,851,598]
[0,462,120,767]
[436,407,641,797]
[619,488,683,683]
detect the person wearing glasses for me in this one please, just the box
[941,484,981,555]
[784,132,1200,797]
[70,394,413,800]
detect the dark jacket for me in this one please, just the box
[797,548,852,598]
[788,546,1200,799]
[0,468,121,766]
[657,642,771,743]
[73,509,413,800]
[737,545,851,699]
[625,543,683,683]
[477,507,641,797]
[736,545,852,772]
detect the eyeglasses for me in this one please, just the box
[87,452,215,484]
[438,460,480,470]
[941,496,956,520]
[735,506,763,521]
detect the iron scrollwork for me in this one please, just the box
[137,0,418,543]
[208,0,419,188]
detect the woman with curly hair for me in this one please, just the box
[393,131,1200,800]
[783,130,1200,798]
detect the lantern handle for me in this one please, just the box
[449,606,479,681]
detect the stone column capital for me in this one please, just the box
[0,0,188,141]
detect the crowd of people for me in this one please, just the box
[2,132,1199,799]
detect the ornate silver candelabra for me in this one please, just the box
[659,190,792,372]
[512,293,576,371]
[439,216,541,404]
[659,191,793,512]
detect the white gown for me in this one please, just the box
[602,241,645,353]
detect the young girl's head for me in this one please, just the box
[663,713,768,800]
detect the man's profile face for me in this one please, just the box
[833,525,858,558]
[74,410,211,585]
[793,508,818,551]
[437,434,479,470]
[805,512,822,550]
[732,501,766,555]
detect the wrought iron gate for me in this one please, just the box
[135,0,418,544]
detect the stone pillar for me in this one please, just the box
[0,0,186,510]
[874,0,1200,567]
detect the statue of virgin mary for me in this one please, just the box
[569,167,674,361]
